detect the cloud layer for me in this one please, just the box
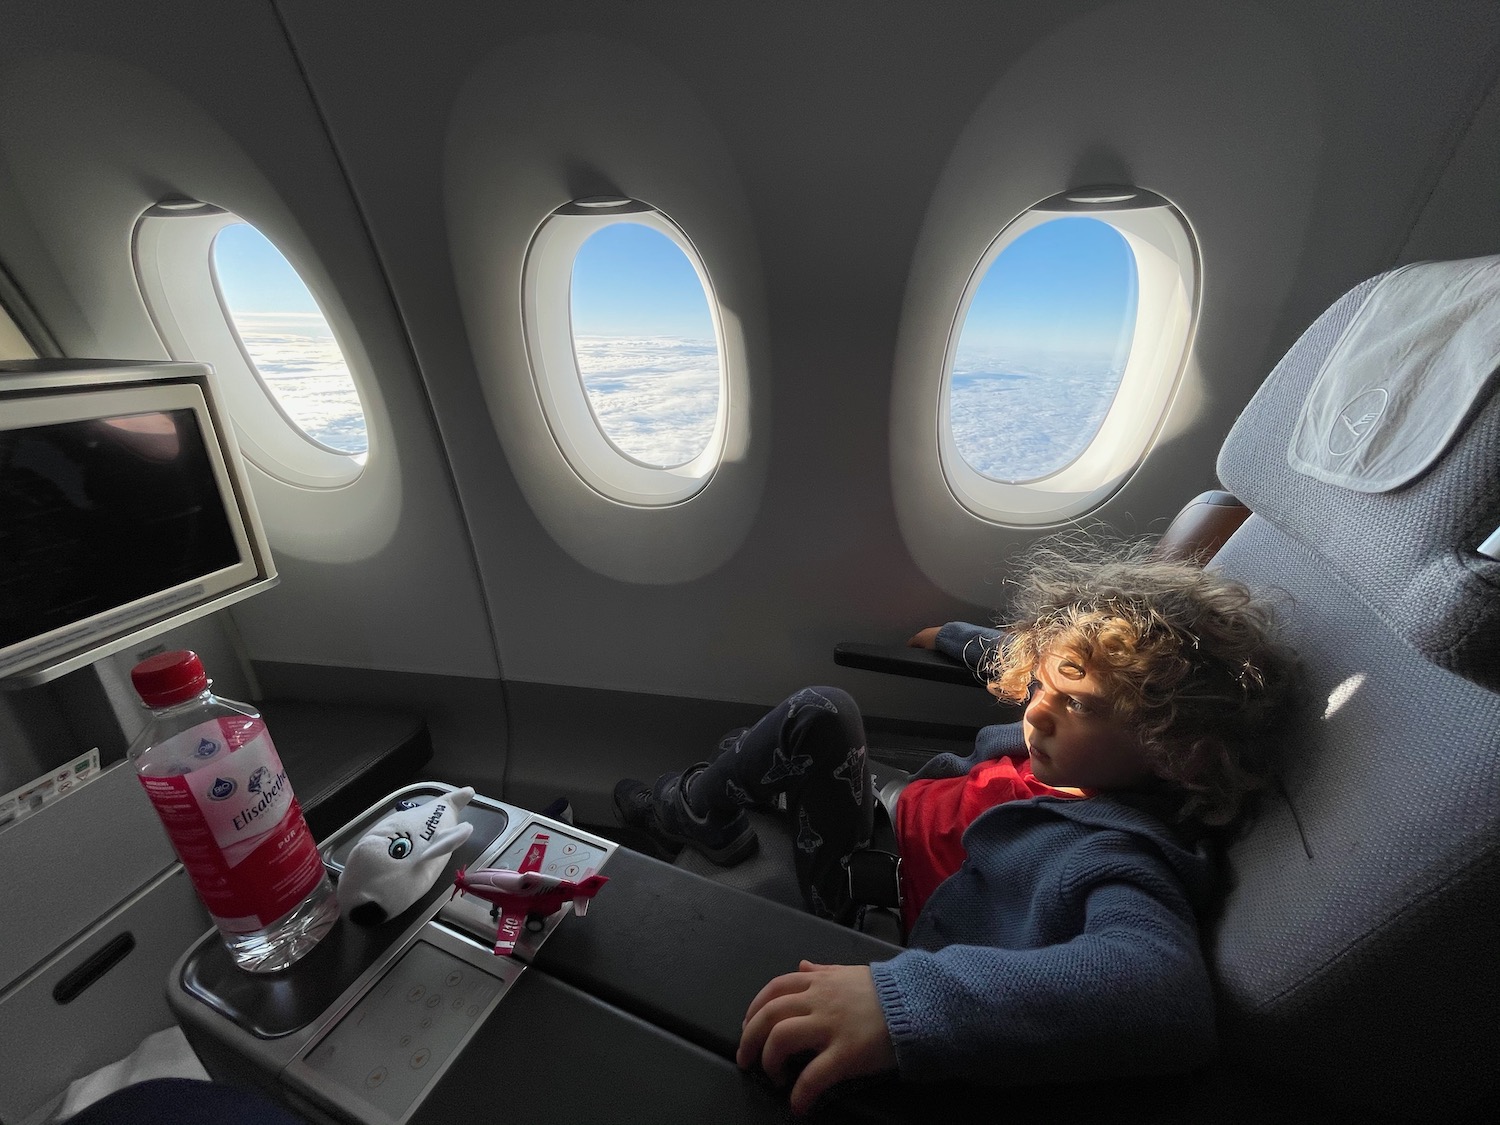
[236,328,368,454]
[574,336,720,467]
[233,328,1122,483]
[949,348,1123,481]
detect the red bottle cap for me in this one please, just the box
[131,650,209,708]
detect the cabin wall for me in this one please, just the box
[1,0,1498,808]
[1399,69,1500,266]
[1,6,1498,1113]
[0,1,506,793]
[0,2,500,682]
[267,0,1500,706]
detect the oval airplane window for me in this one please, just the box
[570,222,720,469]
[948,217,1137,483]
[135,203,374,489]
[523,200,729,506]
[938,188,1199,525]
[212,223,368,456]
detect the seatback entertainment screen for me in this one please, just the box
[0,409,240,651]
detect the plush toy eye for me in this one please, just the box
[387,832,413,859]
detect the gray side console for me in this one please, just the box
[168,784,1390,1125]
[169,784,912,1125]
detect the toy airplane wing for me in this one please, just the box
[568,873,609,917]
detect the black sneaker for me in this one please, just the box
[612,777,680,860]
[612,767,758,866]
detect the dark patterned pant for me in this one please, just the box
[692,686,873,920]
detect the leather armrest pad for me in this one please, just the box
[533,848,901,1058]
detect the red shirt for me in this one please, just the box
[895,755,1086,933]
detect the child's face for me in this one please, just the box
[1023,651,1157,791]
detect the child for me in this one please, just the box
[614,539,1292,1113]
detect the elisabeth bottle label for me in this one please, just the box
[138,716,323,932]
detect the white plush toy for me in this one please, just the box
[337,787,476,925]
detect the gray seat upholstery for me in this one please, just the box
[1206,256,1500,1119]
[681,256,1500,1120]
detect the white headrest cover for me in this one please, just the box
[1288,257,1500,492]
[1219,256,1500,691]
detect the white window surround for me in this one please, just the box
[521,200,729,507]
[938,190,1199,526]
[133,205,367,490]
[0,301,37,359]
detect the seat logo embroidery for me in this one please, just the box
[1327,387,1387,456]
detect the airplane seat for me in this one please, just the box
[1196,252,1500,1120]
[1152,488,1250,563]
[677,254,1500,1120]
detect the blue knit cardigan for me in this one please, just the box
[867,622,1220,1084]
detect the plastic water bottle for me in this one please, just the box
[127,650,338,972]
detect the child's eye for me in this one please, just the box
[1065,696,1090,715]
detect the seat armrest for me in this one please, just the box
[1155,489,1249,563]
[833,642,980,686]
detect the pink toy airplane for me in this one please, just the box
[450,832,608,956]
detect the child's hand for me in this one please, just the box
[737,960,896,1115]
[907,627,941,649]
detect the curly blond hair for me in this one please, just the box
[989,536,1294,828]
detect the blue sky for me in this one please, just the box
[956,216,1137,365]
[213,223,364,452]
[215,216,1130,360]
[571,222,715,339]
[210,215,1139,470]
[214,224,330,333]
[948,217,1140,481]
